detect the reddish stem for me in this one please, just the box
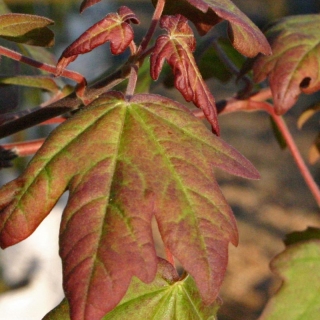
[0,45,86,85]
[137,0,165,54]
[2,139,44,157]
[193,92,320,207]
[165,246,175,267]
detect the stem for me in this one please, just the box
[125,64,138,100]
[2,139,44,157]
[0,45,86,85]
[137,0,165,54]
[165,246,175,267]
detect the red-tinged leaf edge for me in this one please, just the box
[80,0,101,13]
[151,14,220,134]
[152,0,271,57]
[253,14,320,115]
[56,6,139,74]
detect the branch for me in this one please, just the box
[192,89,320,207]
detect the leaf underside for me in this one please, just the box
[253,14,320,115]
[0,92,259,319]
[152,0,271,57]
[44,258,221,319]
[260,240,320,320]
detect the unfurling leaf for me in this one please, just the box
[253,14,320,115]
[0,92,259,319]
[56,6,139,74]
[0,13,54,46]
[44,258,221,320]
[260,240,320,320]
[80,0,101,13]
[151,14,220,134]
[152,0,271,57]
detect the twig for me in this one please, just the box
[2,139,44,157]
[137,0,165,55]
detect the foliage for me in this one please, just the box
[0,0,319,319]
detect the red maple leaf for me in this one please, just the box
[56,6,139,74]
[151,14,220,134]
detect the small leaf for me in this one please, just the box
[0,75,60,93]
[152,0,271,57]
[297,102,320,129]
[0,13,54,46]
[260,240,320,320]
[80,0,102,13]
[0,92,258,319]
[151,14,220,134]
[44,258,221,319]
[253,14,320,115]
[56,6,139,74]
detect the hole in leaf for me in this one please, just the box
[300,77,311,88]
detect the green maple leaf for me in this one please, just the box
[44,258,221,319]
[253,14,320,115]
[0,92,259,319]
[260,238,320,320]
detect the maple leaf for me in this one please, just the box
[260,239,320,320]
[253,14,320,115]
[0,92,259,319]
[151,14,220,134]
[44,258,221,319]
[152,0,271,57]
[56,6,139,74]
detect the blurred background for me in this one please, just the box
[0,0,319,319]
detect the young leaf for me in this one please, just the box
[56,6,139,74]
[0,75,60,93]
[253,14,320,115]
[80,0,101,13]
[151,14,220,134]
[0,13,54,46]
[44,258,221,319]
[260,240,320,320]
[152,0,271,57]
[0,92,259,319]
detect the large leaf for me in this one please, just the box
[0,13,54,46]
[260,240,320,320]
[152,0,271,57]
[151,14,220,134]
[56,6,139,74]
[253,14,320,115]
[44,258,220,319]
[0,92,259,319]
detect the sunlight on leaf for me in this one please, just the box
[152,0,271,57]
[253,14,320,115]
[44,258,220,319]
[260,240,320,320]
[56,6,139,74]
[0,13,54,46]
[151,14,220,134]
[0,92,259,319]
